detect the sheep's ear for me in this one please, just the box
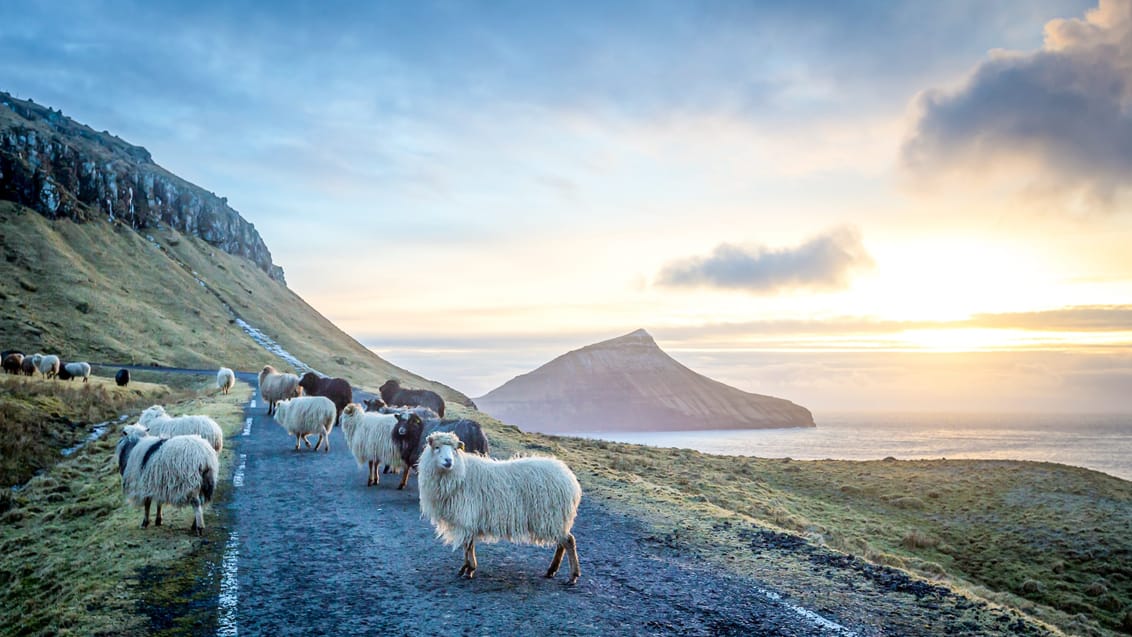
[458,442,466,451]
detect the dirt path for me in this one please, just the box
[221,382,872,636]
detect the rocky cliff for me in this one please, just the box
[477,329,815,433]
[0,91,283,282]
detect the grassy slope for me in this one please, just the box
[159,226,470,403]
[0,201,469,403]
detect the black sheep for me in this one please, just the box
[298,372,353,423]
[390,413,489,490]
[379,379,445,418]
[116,369,130,387]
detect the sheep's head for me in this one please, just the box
[342,403,362,418]
[138,405,167,425]
[395,412,423,437]
[274,399,291,421]
[121,424,149,440]
[426,431,465,471]
[363,398,385,412]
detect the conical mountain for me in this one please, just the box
[477,329,814,433]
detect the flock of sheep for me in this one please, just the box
[2,350,99,382]
[105,363,584,583]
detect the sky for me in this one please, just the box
[2,0,1131,412]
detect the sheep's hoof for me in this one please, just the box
[458,566,476,579]
[192,526,204,537]
[566,575,579,586]
[141,520,150,528]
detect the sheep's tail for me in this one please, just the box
[200,464,216,503]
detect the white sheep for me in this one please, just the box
[138,405,225,453]
[418,431,582,584]
[38,354,60,379]
[259,365,300,416]
[116,423,218,535]
[273,395,336,452]
[340,403,402,486]
[62,361,91,382]
[216,367,236,395]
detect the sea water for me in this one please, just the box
[571,412,1132,482]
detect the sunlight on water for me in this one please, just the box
[572,412,1132,481]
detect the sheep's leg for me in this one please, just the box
[458,539,477,579]
[564,533,580,585]
[302,434,313,449]
[294,434,302,451]
[546,543,567,579]
[155,502,163,527]
[191,496,204,536]
[367,461,376,486]
[142,497,152,528]
[397,465,411,490]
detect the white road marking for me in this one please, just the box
[753,585,858,635]
[249,399,256,409]
[232,454,246,488]
[242,417,252,437]
[217,530,240,636]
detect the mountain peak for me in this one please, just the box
[593,328,656,348]
[478,330,814,433]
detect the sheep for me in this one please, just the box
[298,372,353,423]
[273,395,336,452]
[379,379,446,418]
[216,367,236,395]
[391,413,489,490]
[339,403,402,486]
[418,431,582,584]
[61,361,91,382]
[259,365,300,416]
[116,424,218,535]
[138,405,225,453]
[38,354,60,379]
[115,368,130,386]
[20,357,36,376]
[380,404,440,420]
[2,352,24,374]
[362,397,386,412]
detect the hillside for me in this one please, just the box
[0,200,471,404]
[477,328,814,433]
[0,91,282,281]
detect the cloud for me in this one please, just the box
[656,227,874,294]
[901,0,1132,211]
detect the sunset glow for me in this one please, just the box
[4,0,1129,410]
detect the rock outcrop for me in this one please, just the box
[477,329,815,433]
[0,91,284,282]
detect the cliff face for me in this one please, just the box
[477,329,815,433]
[0,91,284,282]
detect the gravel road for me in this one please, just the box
[214,377,1049,637]
[220,379,871,637]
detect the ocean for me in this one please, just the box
[572,412,1132,482]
